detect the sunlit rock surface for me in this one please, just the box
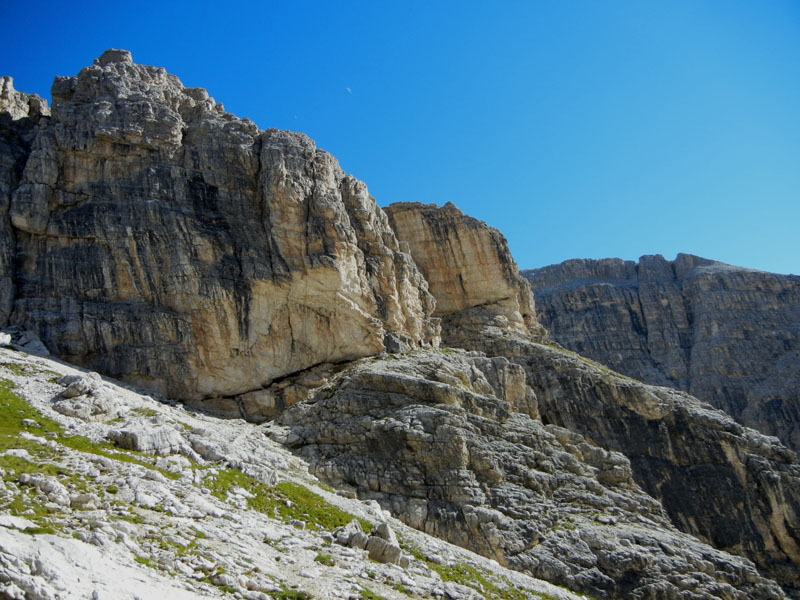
[0,50,437,401]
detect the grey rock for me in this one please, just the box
[18,473,70,507]
[523,254,800,454]
[471,335,800,595]
[108,425,189,456]
[374,522,398,545]
[277,350,787,599]
[365,535,402,564]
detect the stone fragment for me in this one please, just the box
[18,473,70,507]
[108,425,188,456]
[374,522,398,546]
[365,536,402,564]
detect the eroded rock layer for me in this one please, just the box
[469,335,800,595]
[4,51,800,599]
[0,50,437,400]
[0,78,49,326]
[275,350,787,599]
[522,254,800,453]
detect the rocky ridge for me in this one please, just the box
[376,224,800,594]
[385,202,547,347]
[522,255,800,453]
[274,349,788,599]
[2,51,800,600]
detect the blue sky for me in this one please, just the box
[2,1,799,274]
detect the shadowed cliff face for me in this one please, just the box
[522,254,800,453]
[0,77,49,326]
[0,50,438,400]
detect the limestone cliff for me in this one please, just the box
[522,254,800,453]
[0,78,49,326]
[0,50,437,401]
[477,337,800,594]
[385,202,547,346]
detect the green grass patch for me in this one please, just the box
[358,588,386,600]
[59,434,182,480]
[203,469,371,532]
[270,587,313,600]
[314,553,335,566]
[0,362,60,381]
[22,525,57,536]
[133,555,159,570]
[399,538,546,600]
[0,377,179,496]
[132,407,160,418]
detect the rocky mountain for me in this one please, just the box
[522,255,800,453]
[2,51,800,599]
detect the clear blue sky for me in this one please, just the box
[2,1,799,274]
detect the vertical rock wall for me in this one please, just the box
[0,50,438,400]
[0,77,48,325]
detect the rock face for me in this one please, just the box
[476,336,800,594]
[0,50,437,400]
[276,350,787,599]
[385,202,546,346]
[0,78,49,326]
[522,254,800,453]
[2,347,586,600]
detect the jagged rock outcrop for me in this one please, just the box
[274,349,786,599]
[464,335,800,595]
[0,50,438,401]
[4,51,800,599]
[522,254,800,453]
[384,211,800,593]
[385,202,546,346]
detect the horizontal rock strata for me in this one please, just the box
[523,254,800,453]
[274,350,786,599]
[469,335,800,595]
